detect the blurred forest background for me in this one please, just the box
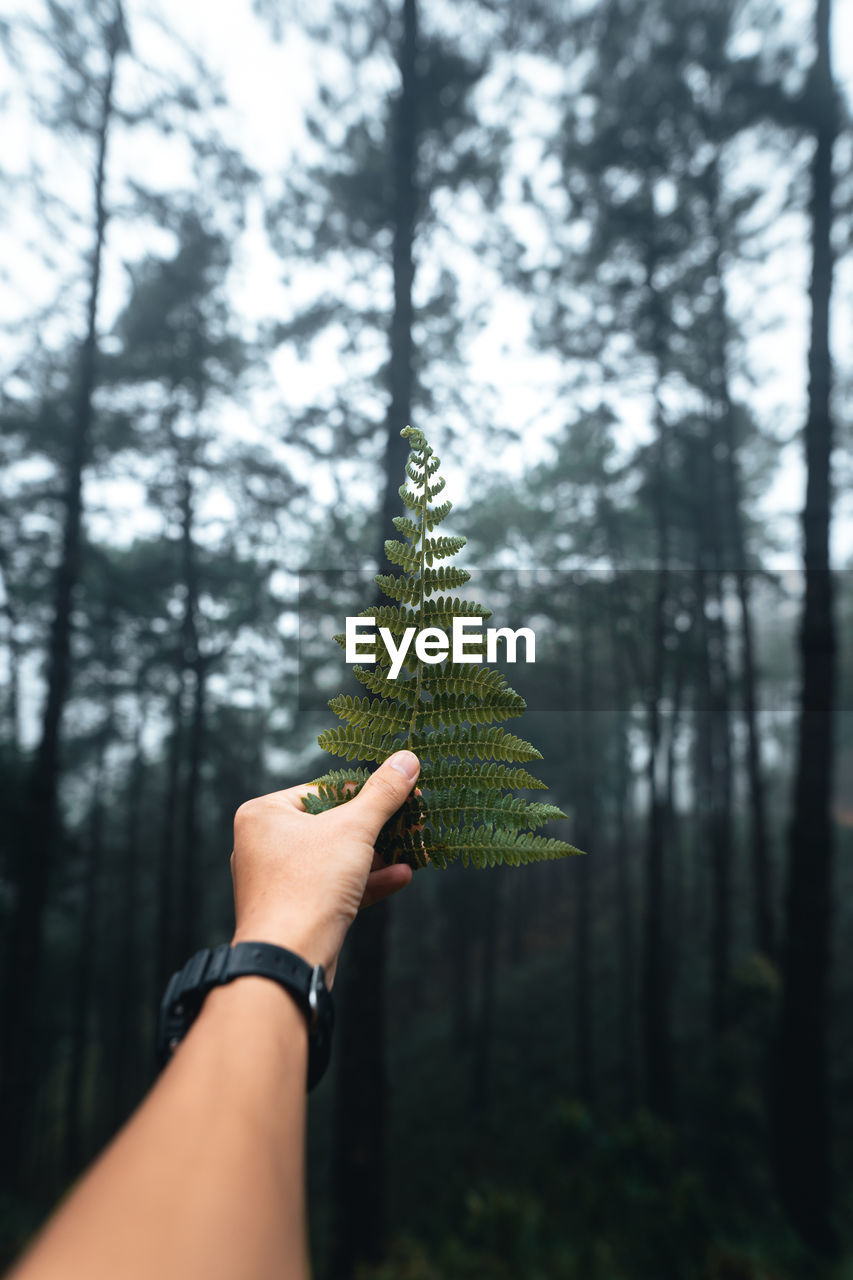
[1,0,852,1276]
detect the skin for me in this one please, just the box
[7,749,421,1280]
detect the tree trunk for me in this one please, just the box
[703,161,775,961]
[177,657,205,955]
[111,696,147,1124]
[470,872,499,1120]
[696,413,736,1036]
[642,356,673,1116]
[642,618,671,1114]
[447,868,473,1049]
[507,868,527,966]
[574,591,595,1104]
[377,0,418,547]
[155,675,184,995]
[329,901,389,1280]
[772,0,838,1254]
[693,566,734,1037]
[663,631,686,1016]
[63,721,112,1177]
[175,468,206,961]
[0,552,22,750]
[709,570,734,1035]
[610,620,637,1110]
[0,28,119,1192]
[329,3,419,1275]
[732,563,774,958]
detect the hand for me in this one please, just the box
[229,750,421,986]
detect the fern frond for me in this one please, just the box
[383,540,419,571]
[399,484,422,512]
[426,788,566,827]
[352,666,419,702]
[302,767,372,813]
[373,574,417,603]
[418,724,543,763]
[425,499,452,530]
[307,425,585,870]
[424,535,466,566]
[412,692,523,727]
[385,535,468,570]
[422,664,526,707]
[317,724,401,763]
[427,828,584,869]
[391,515,420,541]
[327,694,411,735]
[422,596,491,624]
[421,762,548,791]
[373,568,472,602]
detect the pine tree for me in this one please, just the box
[772,0,840,1254]
[0,0,127,1193]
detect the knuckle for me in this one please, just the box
[234,796,262,831]
[233,799,251,828]
[366,770,402,805]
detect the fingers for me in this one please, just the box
[343,751,420,840]
[360,862,413,908]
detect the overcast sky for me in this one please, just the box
[2,0,852,567]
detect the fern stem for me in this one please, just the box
[407,444,429,750]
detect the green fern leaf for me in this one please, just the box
[307,425,586,870]
[317,724,400,763]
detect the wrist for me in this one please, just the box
[230,918,344,986]
[203,971,309,1048]
[159,941,335,1091]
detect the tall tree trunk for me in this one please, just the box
[772,0,838,1254]
[611,620,637,1110]
[63,718,112,1177]
[696,418,736,1036]
[377,0,418,546]
[177,657,205,955]
[330,3,419,1275]
[641,324,674,1114]
[470,872,499,1120]
[732,561,774,957]
[507,867,527,966]
[175,468,206,961]
[574,591,595,1104]
[0,553,22,750]
[111,695,147,1124]
[446,868,473,1049]
[704,163,775,961]
[663,631,686,1012]
[693,565,733,1037]
[155,675,184,995]
[642,573,672,1114]
[709,569,734,1034]
[0,28,119,1191]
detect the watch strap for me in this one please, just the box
[157,942,334,1092]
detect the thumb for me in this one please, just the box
[346,750,421,839]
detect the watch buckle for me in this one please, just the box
[308,964,325,1032]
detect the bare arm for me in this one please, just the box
[7,750,421,1280]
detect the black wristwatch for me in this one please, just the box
[157,941,334,1092]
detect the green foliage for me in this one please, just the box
[302,426,584,870]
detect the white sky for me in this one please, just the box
[161,0,853,565]
[1,0,852,568]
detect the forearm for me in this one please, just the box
[11,977,310,1280]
